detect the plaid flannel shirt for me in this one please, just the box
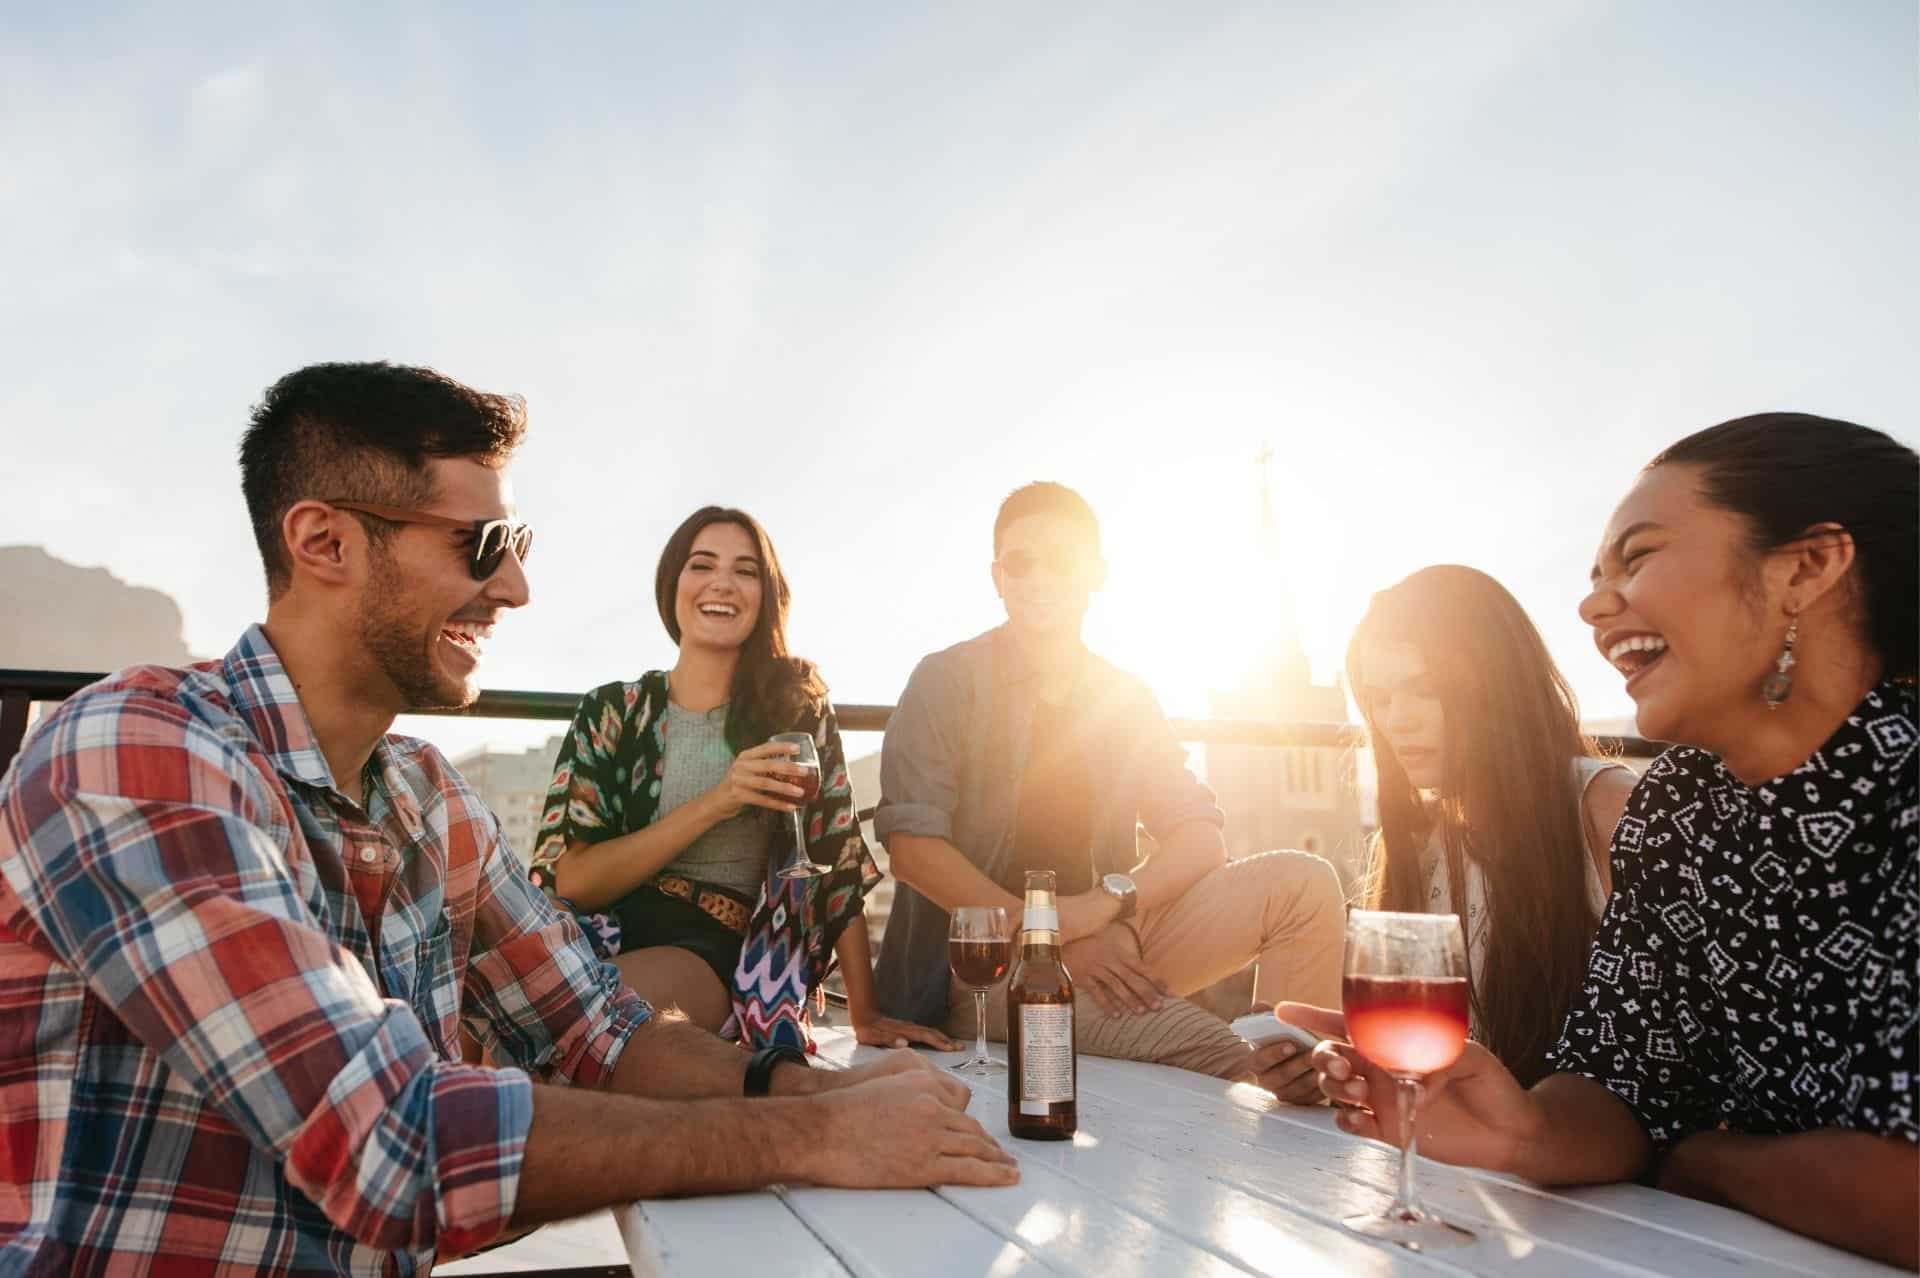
[0,626,651,1275]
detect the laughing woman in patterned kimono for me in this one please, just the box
[530,507,958,1053]
[1291,414,1918,1268]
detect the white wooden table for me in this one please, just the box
[618,1028,1901,1277]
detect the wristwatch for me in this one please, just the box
[743,1044,809,1096]
[1099,872,1138,921]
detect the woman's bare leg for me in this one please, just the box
[613,947,732,1033]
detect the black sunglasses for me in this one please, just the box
[326,500,534,580]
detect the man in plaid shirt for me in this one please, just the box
[0,363,1016,1275]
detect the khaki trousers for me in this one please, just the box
[945,850,1345,1081]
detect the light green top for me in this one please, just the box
[657,700,771,895]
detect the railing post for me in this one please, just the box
[1,690,31,777]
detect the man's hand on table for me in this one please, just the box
[851,1012,963,1051]
[1063,922,1169,1017]
[797,1059,1021,1188]
[770,1044,968,1100]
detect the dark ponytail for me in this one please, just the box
[1649,413,1917,680]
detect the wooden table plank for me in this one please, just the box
[778,1185,1059,1277]
[618,1032,1895,1278]
[1069,1053,1802,1276]
[620,1194,848,1278]
[1071,1052,1901,1278]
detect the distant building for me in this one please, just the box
[1203,447,1368,895]
[1207,636,1367,894]
[452,735,566,866]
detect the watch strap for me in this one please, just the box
[743,1044,809,1096]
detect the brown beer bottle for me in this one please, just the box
[1006,870,1076,1139]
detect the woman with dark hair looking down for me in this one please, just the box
[1347,566,1634,1086]
[1291,413,1918,1268]
[529,506,955,1052]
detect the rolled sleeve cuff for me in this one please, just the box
[874,800,953,844]
[552,983,654,1089]
[430,1065,534,1256]
[285,1007,534,1256]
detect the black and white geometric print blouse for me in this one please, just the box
[1551,679,1918,1154]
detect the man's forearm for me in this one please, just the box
[1130,821,1226,914]
[885,833,1022,918]
[606,1010,818,1099]
[511,1082,820,1227]
[1659,1129,1918,1269]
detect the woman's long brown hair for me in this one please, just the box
[655,506,827,752]
[1346,565,1608,1085]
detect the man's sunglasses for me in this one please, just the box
[996,547,1094,580]
[326,500,534,581]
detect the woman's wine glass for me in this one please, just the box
[1340,909,1476,1250]
[947,906,1011,1075]
[769,731,826,880]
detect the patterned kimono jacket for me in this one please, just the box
[529,673,880,1050]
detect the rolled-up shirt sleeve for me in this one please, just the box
[1130,689,1225,842]
[876,655,967,845]
[0,693,531,1257]
[463,823,651,1085]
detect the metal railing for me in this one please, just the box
[0,667,1664,778]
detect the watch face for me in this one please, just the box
[1103,874,1134,894]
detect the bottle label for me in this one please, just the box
[1017,1003,1074,1112]
[1023,904,1059,934]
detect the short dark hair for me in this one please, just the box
[1648,412,1917,679]
[239,362,527,597]
[993,482,1100,556]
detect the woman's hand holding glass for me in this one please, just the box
[1281,1001,1543,1175]
[707,740,807,820]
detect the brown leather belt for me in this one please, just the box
[653,874,753,935]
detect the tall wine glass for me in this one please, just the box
[948,906,1011,1075]
[769,731,826,880]
[1340,909,1476,1250]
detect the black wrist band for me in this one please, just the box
[743,1044,809,1097]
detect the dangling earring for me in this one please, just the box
[1762,616,1799,710]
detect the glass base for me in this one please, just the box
[949,1054,1006,1076]
[777,863,829,879]
[1343,1206,1475,1251]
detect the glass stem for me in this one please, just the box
[790,811,807,872]
[1394,1076,1423,1218]
[974,988,989,1062]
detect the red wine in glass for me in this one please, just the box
[769,732,827,879]
[949,937,1012,989]
[1342,975,1470,1076]
[948,906,1010,1076]
[1338,910,1476,1251]
[784,761,822,804]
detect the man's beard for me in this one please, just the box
[359,553,471,711]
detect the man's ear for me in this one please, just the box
[1089,556,1109,593]
[282,500,357,589]
[1779,521,1857,615]
[990,559,1006,602]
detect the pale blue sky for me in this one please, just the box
[3,2,1915,757]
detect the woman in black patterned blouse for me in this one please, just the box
[1288,413,1918,1268]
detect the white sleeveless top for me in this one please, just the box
[1419,757,1628,999]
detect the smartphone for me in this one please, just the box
[1231,1011,1321,1052]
